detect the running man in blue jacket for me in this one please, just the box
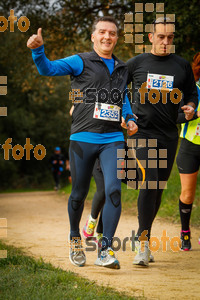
[27,16,138,269]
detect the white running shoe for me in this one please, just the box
[69,236,86,267]
[131,240,155,262]
[95,247,120,269]
[133,240,150,267]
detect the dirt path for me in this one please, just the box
[0,191,200,299]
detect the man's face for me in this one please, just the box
[91,21,118,58]
[148,23,174,56]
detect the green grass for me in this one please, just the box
[0,241,137,300]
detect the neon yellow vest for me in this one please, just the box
[180,84,200,145]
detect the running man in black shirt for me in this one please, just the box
[126,17,198,266]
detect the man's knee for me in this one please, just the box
[70,197,84,211]
[70,191,87,211]
[109,189,121,208]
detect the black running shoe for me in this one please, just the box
[181,230,192,251]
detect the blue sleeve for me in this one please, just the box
[31,45,83,76]
[122,90,136,123]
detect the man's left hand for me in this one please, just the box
[181,105,195,120]
[127,120,138,136]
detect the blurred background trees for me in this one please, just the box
[0,0,199,189]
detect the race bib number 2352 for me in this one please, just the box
[93,103,120,121]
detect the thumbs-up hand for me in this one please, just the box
[27,28,43,49]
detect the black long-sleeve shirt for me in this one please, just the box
[127,53,198,140]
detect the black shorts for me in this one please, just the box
[176,138,200,174]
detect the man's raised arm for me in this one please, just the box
[27,28,83,77]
